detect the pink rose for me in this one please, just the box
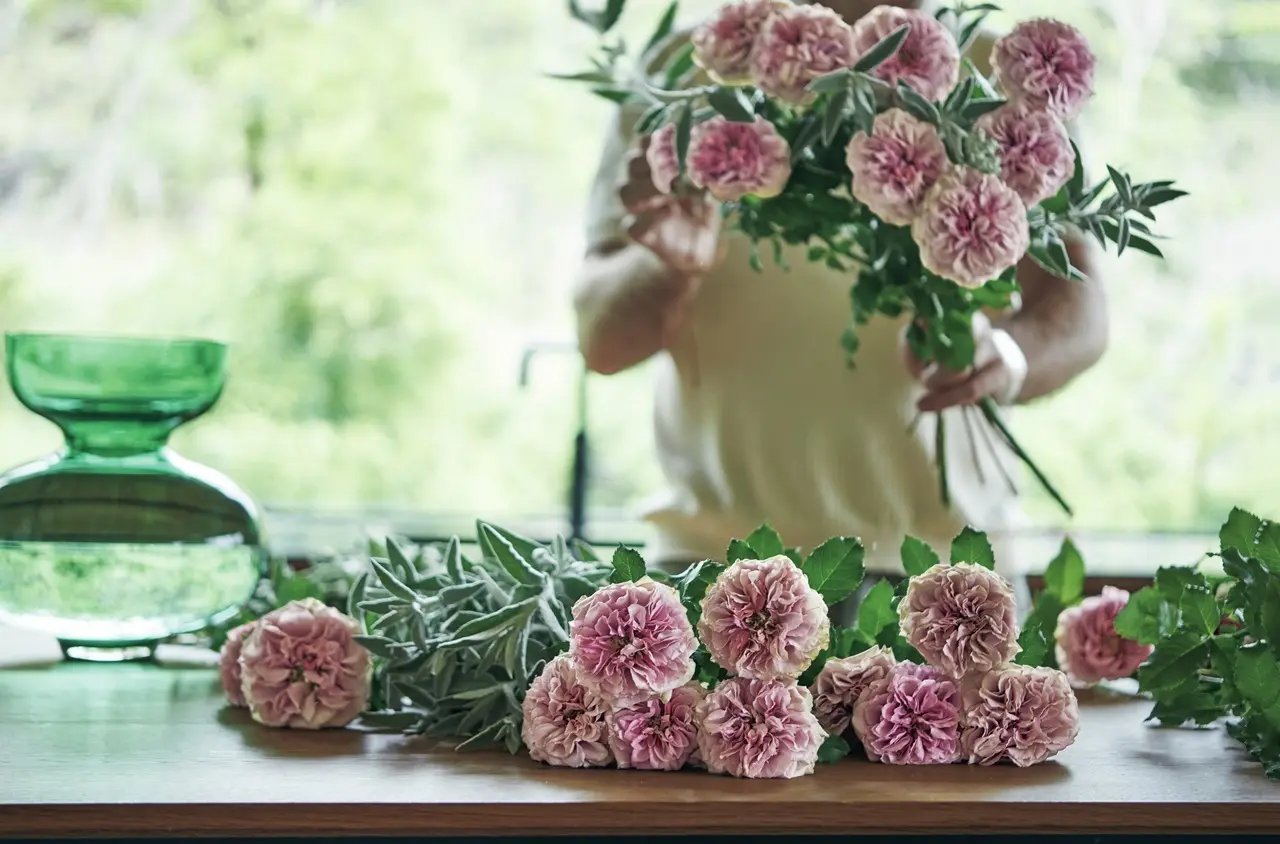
[975,101,1075,206]
[960,664,1079,766]
[239,598,371,729]
[218,620,258,708]
[899,562,1021,678]
[850,6,960,102]
[646,122,681,195]
[811,645,897,738]
[993,18,1096,120]
[569,579,697,706]
[697,676,825,778]
[687,116,792,202]
[748,3,856,103]
[852,661,961,764]
[912,167,1030,289]
[522,655,613,768]
[1055,586,1154,687]
[699,554,830,680]
[692,0,793,86]
[846,108,950,225]
[607,682,706,771]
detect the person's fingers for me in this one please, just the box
[625,148,652,184]
[917,358,1008,412]
[619,179,659,213]
[922,362,971,390]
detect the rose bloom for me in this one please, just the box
[687,116,792,202]
[569,578,697,706]
[1055,586,1154,687]
[608,682,707,771]
[912,167,1030,289]
[899,562,1021,679]
[993,18,1096,120]
[692,0,793,85]
[698,676,825,778]
[522,655,613,768]
[850,6,959,102]
[699,554,829,680]
[960,664,1080,766]
[239,598,371,729]
[646,121,681,195]
[846,108,950,225]
[975,101,1075,206]
[218,620,258,708]
[811,645,897,738]
[852,662,961,765]
[749,3,856,103]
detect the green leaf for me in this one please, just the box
[746,523,785,559]
[609,545,648,583]
[1228,713,1280,780]
[1137,630,1211,698]
[674,102,693,175]
[961,97,1006,121]
[548,70,616,84]
[664,42,696,88]
[784,546,804,567]
[1236,644,1280,729]
[1148,689,1226,727]
[896,80,940,124]
[571,538,601,563]
[446,597,539,642]
[1042,538,1085,605]
[1139,186,1188,208]
[900,535,940,577]
[1027,239,1073,281]
[817,734,852,764]
[1220,507,1280,571]
[707,86,755,123]
[478,523,545,586]
[387,538,418,582]
[951,526,995,569]
[964,58,999,98]
[726,538,756,564]
[1112,586,1173,645]
[1066,138,1085,198]
[370,557,417,602]
[821,88,849,146]
[856,579,897,639]
[807,69,852,94]
[600,0,626,32]
[789,114,824,162]
[942,75,974,115]
[643,0,679,57]
[443,536,466,581]
[1107,164,1134,204]
[346,571,368,621]
[1155,567,1220,637]
[353,634,403,659]
[801,536,866,605]
[1015,592,1063,669]
[276,574,323,604]
[853,23,909,73]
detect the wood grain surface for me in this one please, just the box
[0,628,1277,838]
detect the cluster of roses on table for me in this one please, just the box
[520,552,1152,778]
[650,0,1095,289]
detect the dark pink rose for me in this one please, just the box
[960,664,1080,766]
[898,562,1022,678]
[851,662,961,765]
[1055,586,1154,687]
[692,0,793,85]
[911,168,1031,289]
[810,645,896,738]
[749,3,857,103]
[522,655,613,768]
[975,101,1075,206]
[687,116,792,202]
[993,18,1096,120]
[218,620,258,708]
[850,6,960,102]
[697,676,825,778]
[607,682,707,771]
[846,108,950,225]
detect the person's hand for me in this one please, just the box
[900,313,1027,412]
[619,135,724,279]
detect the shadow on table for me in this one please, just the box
[217,706,370,758]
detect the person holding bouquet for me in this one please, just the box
[573,0,1108,605]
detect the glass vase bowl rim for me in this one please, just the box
[5,331,227,351]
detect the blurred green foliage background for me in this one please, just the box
[0,0,1276,534]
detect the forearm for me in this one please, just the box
[1002,235,1108,402]
[574,241,692,375]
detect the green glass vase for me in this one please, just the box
[0,333,265,661]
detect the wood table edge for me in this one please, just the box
[4,802,1280,837]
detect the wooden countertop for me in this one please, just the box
[1,627,1277,838]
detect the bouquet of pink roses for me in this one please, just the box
[558,0,1187,514]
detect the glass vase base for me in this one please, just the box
[59,642,157,662]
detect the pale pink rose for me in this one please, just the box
[850,6,960,103]
[607,682,707,771]
[522,655,613,768]
[749,3,856,103]
[846,108,950,225]
[218,620,258,708]
[960,664,1079,766]
[697,676,825,778]
[1055,586,1154,687]
[699,554,830,680]
[899,562,1021,678]
[993,18,1096,120]
[975,101,1074,206]
[851,661,961,764]
[692,0,793,85]
[569,578,697,706]
[646,122,681,195]
[239,598,371,729]
[687,116,792,202]
[810,645,897,738]
[912,167,1030,288]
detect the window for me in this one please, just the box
[0,0,1275,555]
